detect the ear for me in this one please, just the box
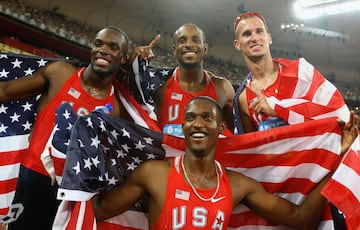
[120,55,127,65]
[172,44,176,56]
[203,42,208,54]
[234,39,241,51]
[218,121,227,134]
[268,33,273,45]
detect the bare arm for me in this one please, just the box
[229,170,328,230]
[209,73,235,132]
[91,160,170,223]
[230,111,358,228]
[91,162,149,222]
[0,61,75,103]
[238,89,257,133]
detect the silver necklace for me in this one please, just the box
[181,157,220,202]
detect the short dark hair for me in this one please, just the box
[173,23,206,44]
[186,96,223,121]
[102,26,130,56]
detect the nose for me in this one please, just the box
[184,39,196,47]
[98,44,110,55]
[193,116,204,127]
[250,32,259,41]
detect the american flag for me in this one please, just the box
[0,53,58,219]
[54,105,359,229]
[52,103,185,230]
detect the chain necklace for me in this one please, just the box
[181,157,220,202]
[249,62,279,91]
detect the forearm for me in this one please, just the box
[295,173,332,229]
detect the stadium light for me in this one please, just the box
[294,0,360,19]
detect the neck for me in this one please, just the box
[182,154,216,176]
[245,55,275,79]
[182,155,218,192]
[178,66,203,81]
[82,68,113,98]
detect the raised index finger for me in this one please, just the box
[148,34,161,48]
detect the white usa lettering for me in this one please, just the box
[171,205,225,229]
[168,104,180,122]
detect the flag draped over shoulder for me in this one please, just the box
[0,53,56,218]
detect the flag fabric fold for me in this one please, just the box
[321,136,360,228]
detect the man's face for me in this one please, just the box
[233,17,272,61]
[90,28,127,77]
[173,25,207,70]
[182,99,225,157]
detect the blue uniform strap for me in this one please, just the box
[233,73,251,135]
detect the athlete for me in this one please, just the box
[232,12,350,134]
[232,12,353,229]
[129,23,235,137]
[0,26,133,229]
[92,96,358,229]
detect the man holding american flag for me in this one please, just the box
[232,11,353,229]
[0,26,140,230]
[90,96,358,229]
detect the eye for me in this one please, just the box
[185,114,195,121]
[192,37,202,43]
[256,28,264,34]
[203,114,212,121]
[177,37,186,44]
[109,43,119,51]
[94,40,102,47]
[242,31,251,37]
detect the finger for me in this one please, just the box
[246,85,264,99]
[148,34,161,48]
[249,97,259,109]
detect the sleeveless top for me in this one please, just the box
[233,59,288,134]
[159,67,218,137]
[152,156,232,230]
[22,68,115,176]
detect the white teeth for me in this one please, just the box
[96,58,109,65]
[192,133,205,138]
[184,52,196,56]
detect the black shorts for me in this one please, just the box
[8,165,60,230]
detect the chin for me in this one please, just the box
[181,62,198,70]
[191,148,206,157]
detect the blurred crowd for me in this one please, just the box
[0,0,359,108]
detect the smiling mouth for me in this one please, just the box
[191,132,206,138]
[250,44,262,48]
[95,57,110,66]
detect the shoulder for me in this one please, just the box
[42,61,77,78]
[206,70,234,92]
[226,169,261,196]
[136,159,171,175]
[206,70,227,82]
